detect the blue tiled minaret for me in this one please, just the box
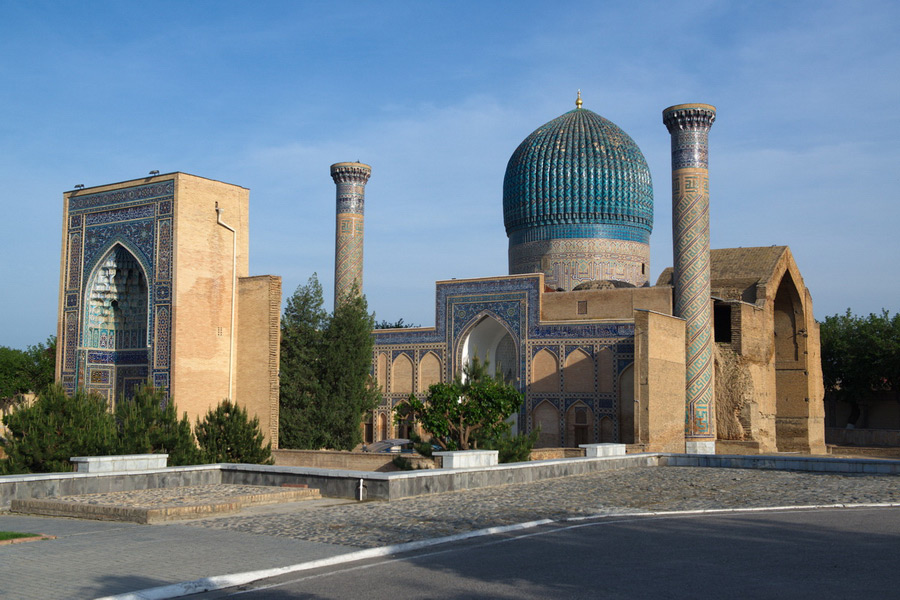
[663,103,717,454]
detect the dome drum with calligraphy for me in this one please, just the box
[503,97,653,291]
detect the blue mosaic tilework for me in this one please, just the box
[69,181,174,211]
[85,204,156,226]
[509,223,650,245]
[503,108,653,237]
[61,179,175,398]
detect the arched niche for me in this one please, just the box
[459,314,517,381]
[84,244,149,351]
[617,363,635,443]
[532,401,560,448]
[376,352,389,391]
[565,402,594,447]
[531,349,559,393]
[390,354,413,394]
[563,348,594,393]
[418,352,442,392]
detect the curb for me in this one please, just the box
[96,503,900,600]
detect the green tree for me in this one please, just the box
[279,277,379,450]
[398,357,523,451]
[114,384,202,466]
[279,274,327,448]
[316,288,381,449]
[1,385,117,474]
[820,309,900,408]
[195,399,273,464]
[374,318,419,329]
[0,336,56,400]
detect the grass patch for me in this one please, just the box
[0,531,37,541]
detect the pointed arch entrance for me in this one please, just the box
[458,313,521,432]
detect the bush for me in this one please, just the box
[1,385,116,474]
[476,427,539,464]
[114,384,201,466]
[195,399,273,464]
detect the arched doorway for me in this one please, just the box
[459,314,521,433]
[565,402,594,447]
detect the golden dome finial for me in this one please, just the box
[576,89,583,109]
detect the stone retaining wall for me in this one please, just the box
[3,453,900,509]
[272,449,436,471]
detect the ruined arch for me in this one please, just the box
[773,273,810,451]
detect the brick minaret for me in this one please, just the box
[330,162,371,307]
[663,103,717,454]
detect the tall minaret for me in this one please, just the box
[330,162,371,307]
[663,103,717,454]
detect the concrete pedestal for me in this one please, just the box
[579,443,627,458]
[70,454,169,473]
[433,450,499,469]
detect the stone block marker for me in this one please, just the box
[580,443,627,458]
[433,450,499,469]
[70,454,169,473]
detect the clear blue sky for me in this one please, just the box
[1,1,898,349]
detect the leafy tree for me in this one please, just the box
[1,385,117,474]
[279,277,379,450]
[195,399,273,464]
[820,309,899,408]
[374,318,419,329]
[114,384,201,466]
[0,336,56,400]
[398,357,523,451]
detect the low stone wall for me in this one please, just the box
[826,427,900,447]
[529,448,585,460]
[4,452,900,509]
[0,466,222,509]
[272,449,436,472]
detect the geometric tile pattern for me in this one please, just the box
[509,235,650,290]
[330,163,371,305]
[664,104,716,440]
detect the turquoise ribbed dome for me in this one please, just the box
[503,107,653,243]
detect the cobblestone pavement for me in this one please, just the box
[47,484,308,508]
[181,466,900,547]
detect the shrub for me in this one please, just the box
[475,427,540,464]
[1,385,116,474]
[195,399,273,465]
[114,384,201,466]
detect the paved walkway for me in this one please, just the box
[3,465,900,599]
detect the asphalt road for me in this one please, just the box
[197,507,900,600]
